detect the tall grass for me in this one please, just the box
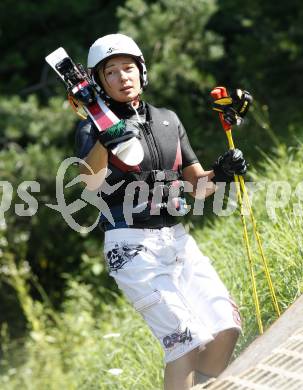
[0,273,164,390]
[0,143,302,389]
[194,143,303,353]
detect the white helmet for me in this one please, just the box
[87,33,148,89]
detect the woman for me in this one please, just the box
[75,33,246,390]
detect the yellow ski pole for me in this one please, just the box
[238,175,281,317]
[210,86,263,332]
[226,127,279,317]
[211,86,281,329]
[211,87,280,333]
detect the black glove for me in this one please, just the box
[98,120,139,150]
[212,148,248,183]
[212,89,253,126]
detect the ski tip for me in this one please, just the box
[45,47,68,65]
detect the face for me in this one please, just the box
[98,55,141,103]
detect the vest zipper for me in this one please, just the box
[141,121,168,225]
[131,103,160,169]
[142,121,161,170]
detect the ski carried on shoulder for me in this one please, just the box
[45,47,143,166]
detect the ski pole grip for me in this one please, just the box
[210,86,231,132]
[210,86,228,99]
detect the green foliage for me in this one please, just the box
[0,0,124,95]
[0,267,163,390]
[0,95,113,328]
[208,0,303,135]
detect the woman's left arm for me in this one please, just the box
[182,163,216,199]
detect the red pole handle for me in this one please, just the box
[210,86,228,99]
[210,86,231,132]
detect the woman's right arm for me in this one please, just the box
[75,120,108,191]
[79,141,108,191]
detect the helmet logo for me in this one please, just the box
[106,47,117,54]
[163,121,169,126]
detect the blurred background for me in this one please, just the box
[0,1,303,388]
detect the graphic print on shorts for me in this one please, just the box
[162,327,193,349]
[105,242,146,272]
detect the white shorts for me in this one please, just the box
[103,223,241,363]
